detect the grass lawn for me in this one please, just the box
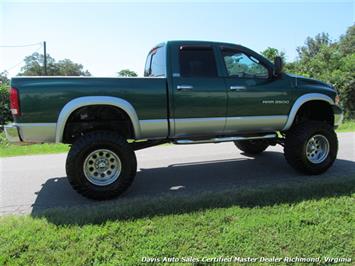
[0,130,70,157]
[337,120,355,132]
[0,131,69,157]
[0,176,354,265]
[0,142,69,157]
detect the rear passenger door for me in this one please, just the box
[171,45,227,137]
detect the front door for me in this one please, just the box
[220,48,290,134]
[172,45,227,137]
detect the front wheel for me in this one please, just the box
[66,131,137,200]
[284,121,338,175]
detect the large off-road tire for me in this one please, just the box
[66,131,137,200]
[284,121,338,175]
[234,139,269,155]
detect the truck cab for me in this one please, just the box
[143,41,341,138]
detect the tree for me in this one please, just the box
[260,26,354,119]
[117,69,137,77]
[339,23,355,55]
[296,32,332,60]
[56,59,91,76]
[0,71,11,125]
[260,47,286,62]
[18,52,55,76]
[0,71,9,85]
[288,25,355,119]
[18,52,91,76]
[335,24,355,119]
[0,82,11,125]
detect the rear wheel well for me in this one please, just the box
[292,100,334,127]
[63,105,134,144]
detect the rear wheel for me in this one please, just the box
[66,131,137,200]
[234,139,269,155]
[284,121,338,174]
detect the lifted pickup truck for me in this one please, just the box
[5,40,343,200]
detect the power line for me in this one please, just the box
[0,42,42,48]
[2,45,44,73]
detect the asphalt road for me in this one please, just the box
[1,132,354,215]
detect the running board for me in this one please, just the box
[174,134,277,145]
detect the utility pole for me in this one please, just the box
[43,41,47,75]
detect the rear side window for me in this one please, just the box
[179,47,218,77]
[144,46,166,77]
[144,53,152,77]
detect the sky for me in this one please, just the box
[0,0,354,77]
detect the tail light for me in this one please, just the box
[10,87,21,116]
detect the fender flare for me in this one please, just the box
[282,93,334,131]
[55,96,141,143]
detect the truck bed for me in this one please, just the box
[12,76,168,124]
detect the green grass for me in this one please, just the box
[337,120,355,132]
[0,143,69,157]
[0,176,354,265]
[0,132,69,157]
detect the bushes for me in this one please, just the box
[0,83,12,126]
[287,46,355,120]
[0,131,9,147]
[283,25,355,120]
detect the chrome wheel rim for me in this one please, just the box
[306,134,330,164]
[83,149,121,186]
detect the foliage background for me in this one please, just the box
[0,81,12,126]
[261,25,355,119]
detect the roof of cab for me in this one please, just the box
[166,40,240,47]
[151,40,242,51]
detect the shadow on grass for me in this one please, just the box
[30,150,355,226]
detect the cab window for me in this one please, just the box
[179,47,218,77]
[222,50,269,79]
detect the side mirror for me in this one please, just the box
[274,56,283,77]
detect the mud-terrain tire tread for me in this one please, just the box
[66,131,137,200]
[284,121,338,175]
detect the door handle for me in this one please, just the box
[177,85,193,91]
[230,86,246,91]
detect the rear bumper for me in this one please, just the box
[4,123,56,143]
[4,124,21,143]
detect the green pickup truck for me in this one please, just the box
[5,40,343,200]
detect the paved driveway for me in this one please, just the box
[0,132,354,215]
